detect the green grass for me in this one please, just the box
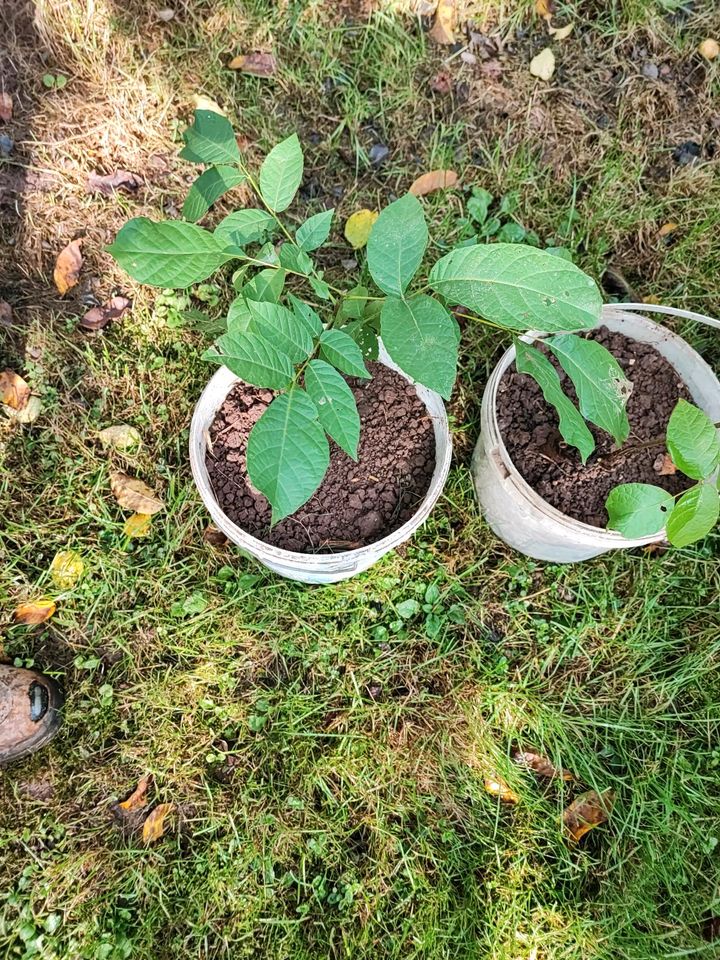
[2,1,720,958]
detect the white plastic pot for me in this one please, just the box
[472,304,720,562]
[189,348,452,584]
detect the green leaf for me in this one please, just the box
[606,483,675,538]
[244,267,285,303]
[278,243,314,275]
[319,330,370,379]
[336,285,368,324]
[295,209,334,251]
[304,359,360,459]
[499,191,519,215]
[466,188,493,225]
[497,222,527,243]
[259,134,304,212]
[309,275,331,300]
[205,331,293,390]
[545,246,573,261]
[246,388,330,523]
[288,294,323,338]
[215,209,276,248]
[226,296,253,333]
[107,217,234,288]
[180,110,241,166]
[254,241,279,266]
[344,319,379,361]
[544,334,631,445]
[182,165,246,222]
[380,295,457,400]
[428,244,602,333]
[666,399,720,480]
[367,193,428,297]
[666,483,719,547]
[247,300,313,362]
[515,340,595,462]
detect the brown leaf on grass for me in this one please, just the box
[563,788,615,842]
[535,0,555,19]
[98,423,141,452]
[514,749,574,780]
[548,22,573,39]
[119,775,153,812]
[409,169,459,196]
[14,599,56,625]
[142,803,175,844]
[429,70,453,95]
[653,453,677,476]
[0,92,12,122]
[53,239,83,295]
[203,524,228,547]
[658,222,678,238]
[0,370,31,410]
[86,171,143,197]
[484,776,520,804]
[429,0,455,44]
[530,47,556,81]
[228,52,277,76]
[80,296,132,332]
[110,472,164,515]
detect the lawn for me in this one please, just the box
[1,0,720,957]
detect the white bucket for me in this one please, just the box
[189,348,452,584]
[472,304,720,562]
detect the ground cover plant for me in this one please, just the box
[2,1,720,959]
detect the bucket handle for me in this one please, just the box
[605,302,720,332]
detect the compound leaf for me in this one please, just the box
[180,110,241,166]
[205,332,293,390]
[288,294,323,338]
[215,209,276,248]
[319,329,369,379]
[380,294,457,399]
[367,194,428,297]
[259,134,303,212]
[247,300,313,362]
[304,359,360,459]
[295,209,334,251]
[182,165,246,222]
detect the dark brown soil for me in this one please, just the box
[206,362,436,553]
[496,327,694,527]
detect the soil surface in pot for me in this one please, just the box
[497,326,694,527]
[205,362,436,552]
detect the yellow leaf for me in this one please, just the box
[409,169,459,197]
[535,0,555,19]
[98,424,142,453]
[699,38,719,60]
[563,788,615,842]
[192,95,225,116]
[119,775,153,812]
[0,370,31,410]
[110,472,164,515]
[53,239,83,296]
[484,776,520,804]
[124,513,153,538]
[142,803,175,844]
[49,550,84,589]
[548,22,573,39]
[429,0,455,44]
[658,222,678,238]
[530,47,556,81]
[14,599,56,625]
[344,209,378,250]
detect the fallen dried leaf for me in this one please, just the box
[530,47,555,81]
[192,94,225,116]
[124,513,153,538]
[548,22,573,39]
[119,775,153,811]
[14,599,56,625]
[98,423,141,453]
[142,803,175,844]
[203,524,228,547]
[49,550,84,589]
[10,395,42,424]
[0,370,31,410]
[409,169,459,196]
[53,239,83,295]
[80,296,132,332]
[344,209,378,249]
[429,0,455,44]
[653,453,677,476]
[480,59,503,80]
[429,70,453,95]
[535,0,555,19]
[484,776,520,804]
[514,749,574,780]
[86,171,143,197]
[157,7,175,20]
[563,788,615,842]
[699,38,719,61]
[0,92,12,122]
[228,52,277,76]
[0,300,12,327]
[110,472,164,515]
[658,222,678,238]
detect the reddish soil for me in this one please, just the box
[206,362,436,552]
[496,327,694,527]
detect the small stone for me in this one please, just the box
[672,140,701,166]
[642,62,659,79]
[0,134,14,157]
[357,510,383,539]
[369,143,389,165]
